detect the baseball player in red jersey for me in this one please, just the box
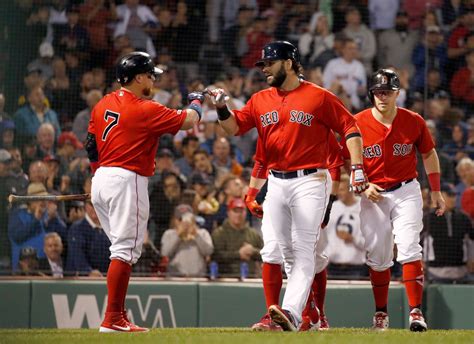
[355,69,446,332]
[248,132,345,332]
[207,41,368,331]
[85,52,204,333]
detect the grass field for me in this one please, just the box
[1,328,473,344]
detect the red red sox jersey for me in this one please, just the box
[234,80,358,171]
[88,88,186,176]
[354,107,435,189]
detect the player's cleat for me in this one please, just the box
[319,314,330,330]
[409,308,428,332]
[372,311,389,331]
[99,311,149,333]
[299,303,320,331]
[268,305,297,332]
[251,313,283,331]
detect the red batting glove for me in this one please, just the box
[245,187,263,218]
[350,164,369,194]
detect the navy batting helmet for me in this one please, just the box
[368,69,400,103]
[116,52,163,84]
[255,41,300,67]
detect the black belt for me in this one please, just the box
[382,179,414,192]
[270,168,318,179]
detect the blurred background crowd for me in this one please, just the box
[0,0,473,283]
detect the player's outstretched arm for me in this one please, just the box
[181,91,204,130]
[422,148,446,216]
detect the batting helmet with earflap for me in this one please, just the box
[116,52,163,84]
[368,69,400,104]
[255,41,300,67]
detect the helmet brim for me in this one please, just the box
[153,66,164,76]
[370,84,399,91]
[255,57,281,67]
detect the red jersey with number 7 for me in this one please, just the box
[88,88,186,176]
[354,107,434,189]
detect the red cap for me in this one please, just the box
[228,198,246,210]
[58,132,83,149]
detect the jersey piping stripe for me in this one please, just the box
[131,174,139,263]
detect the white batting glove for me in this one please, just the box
[205,88,230,108]
[350,164,369,194]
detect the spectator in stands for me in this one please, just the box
[214,175,245,226]
[222,6,255,66]
[149,172,184,245]
[378,11,419,77]
[53,5,90,58]
[403,0,442,30]
[461,170,474,219]
[79,0,117,65]
[426,69,449,99]
[412,25,448,92]
[298,13,334,69]
[212,137,243,179]
[0,120,15,150]
[241,16,273,69]
[423,182,474,282]
[342,6,376,74]
[323,37,366,111]
[46,57,72,123]
[450,48,474,111]
[455,157,474,207]
[5,147,29,197]
[56,131,83,165]
[35,123,56,160]
[368,0,399,31]
[447,11,474,78]
[16,67,47,109]
[161,204,214,277]
[192,149,218,185]
[28,160,48,185]
[442,124,474,161]
[175,135,200,178]
[13,86,61,144]
[38,232,64,278]
[114,0,158,58]
[66,201,111,276]
[8,182,67,271]
[27,42,55,81]
[441,0,467,30]
[321,174,367,278]
[190,173,219,231]
[211,198,263,277]
[43,155,62,193]
[16,247,40,276]
[65,200,85,226]
[72,89,103,143]
[149,148,181,192]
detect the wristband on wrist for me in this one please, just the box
[188,101,202,121]
[216,106,231,121]
[427,172,441,191]
[351,163,363,170]
[246,187,259,198]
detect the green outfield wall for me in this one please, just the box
[0,280,472,329]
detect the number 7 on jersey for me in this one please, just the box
[102,110,120,141]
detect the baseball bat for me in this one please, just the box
[8,193,90,204]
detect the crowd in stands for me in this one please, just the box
[0,0,473,283]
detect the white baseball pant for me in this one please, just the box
[360,180,424,272]
[265,169,331,323]
[91,166,149,265]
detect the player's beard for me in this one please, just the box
[268,65,287,88]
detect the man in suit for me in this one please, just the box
[38,232,64,277]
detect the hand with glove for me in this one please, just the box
[245,187,263,218]
[350,164,369,194]
[321,194,337,229]
[204,88,229,108]
[187,91,205,104]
